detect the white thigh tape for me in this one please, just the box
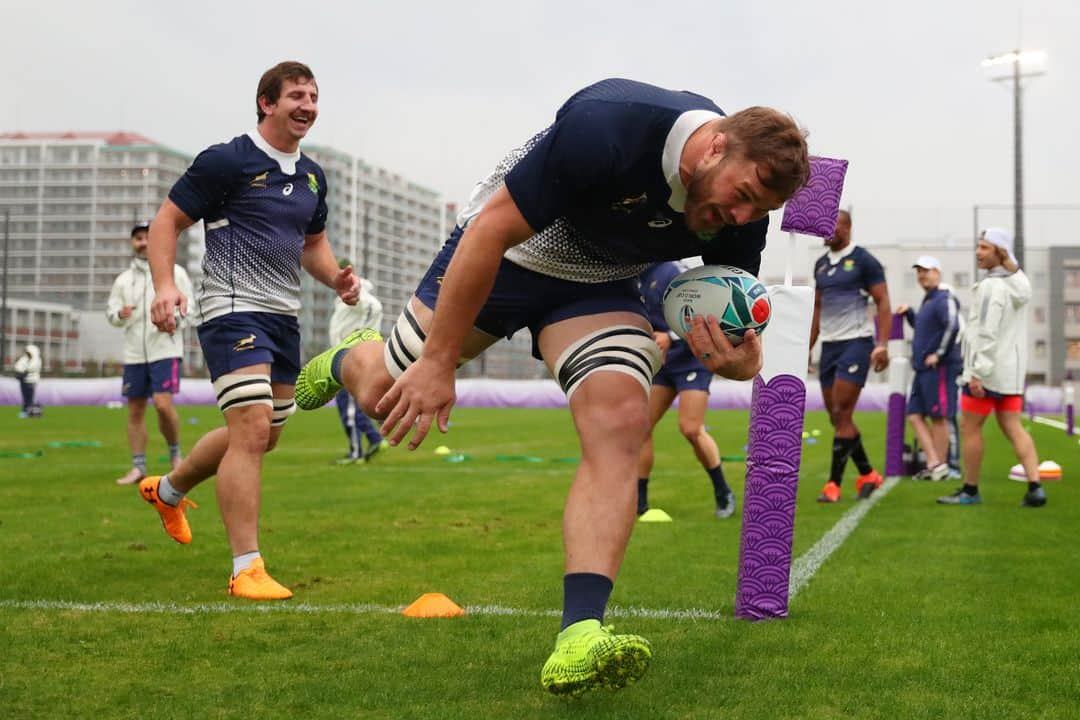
[384,305,426,379]
[382,304,468,379]
[212,373,273,413]
[554,326,662,400]
[272,398,296,427]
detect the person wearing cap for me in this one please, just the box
[895,255,962,481]
[106,221,193,485]
[328,261,386,464]
[937,228,1046,507]
[810,209,892,503]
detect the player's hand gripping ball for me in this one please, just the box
[662,264,771,345]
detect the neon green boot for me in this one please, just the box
[294,328,382,410]
[540,619,652,696]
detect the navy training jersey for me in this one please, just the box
[813,245,886,342]
[637,261,685,333]
[169,130,329,323]
[455,78,768,283]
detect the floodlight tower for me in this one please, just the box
[981,48,1047,268]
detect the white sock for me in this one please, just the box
[232,551,261,577]
[157,475,185,506]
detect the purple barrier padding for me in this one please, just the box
[1023,385,1066,415]
[872,314,901,342]
[885,392,907,477]
[1068,404,1075,437]
[0,377,219,407]
[0,378,1068,414]
[735,374,804,621]
[780,157,849,239]
[890,313,905,341]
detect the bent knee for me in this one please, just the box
[356,377,395,420]
[678,421,704,441]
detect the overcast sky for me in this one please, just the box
[5,0,1078,254]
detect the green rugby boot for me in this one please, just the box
[540,619,652,697]
[294,328,382,410]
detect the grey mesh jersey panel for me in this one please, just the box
[456,130,650,284]
[198,220,303,322]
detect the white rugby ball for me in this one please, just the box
[662,264,771,345]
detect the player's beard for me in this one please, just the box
[683,165,723,234]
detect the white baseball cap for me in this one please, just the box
[912,255,941,271]
[980,227,1018,264]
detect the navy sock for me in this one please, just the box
[561,573,613,630]
[707,464,730,500]
[830,437,856,484]
[637,478,649,515]
[850,434,873,475]
[330,348,349,384]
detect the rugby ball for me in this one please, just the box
[662,264,771,344]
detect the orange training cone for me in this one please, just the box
[402,592,466,618]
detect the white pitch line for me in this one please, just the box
[3,481,906,621]
[1032,415,1068,432]
[788,475,901,600]
[0,598,726,622]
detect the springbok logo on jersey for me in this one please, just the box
[307,172,319,194]
[611,193,647,213]
[249,172,269,188]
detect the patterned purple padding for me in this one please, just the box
[885,392,907,477]
[735,374,805,620]
[1067,404,1074,437]
[780,157,849,239]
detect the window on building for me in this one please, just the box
[1066,304,1080,324]
[1069,341,1080,361]
[1033,307,1046,324]
[1065,270,1080,290]
[952,271,971,287]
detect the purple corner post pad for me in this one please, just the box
[885,393,907,477]
[735,374,805,621]
[780,156,849,238]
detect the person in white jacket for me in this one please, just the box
[13,344,42,418]
[106,221,193,485]
[328,271,385,463]
[938,228,1046,507]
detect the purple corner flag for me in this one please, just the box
[780,157,849,239]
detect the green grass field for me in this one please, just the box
[1,404,1077,719]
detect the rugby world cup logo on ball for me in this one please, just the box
[662,265,771,345]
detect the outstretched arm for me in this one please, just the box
[377,185,535,449]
